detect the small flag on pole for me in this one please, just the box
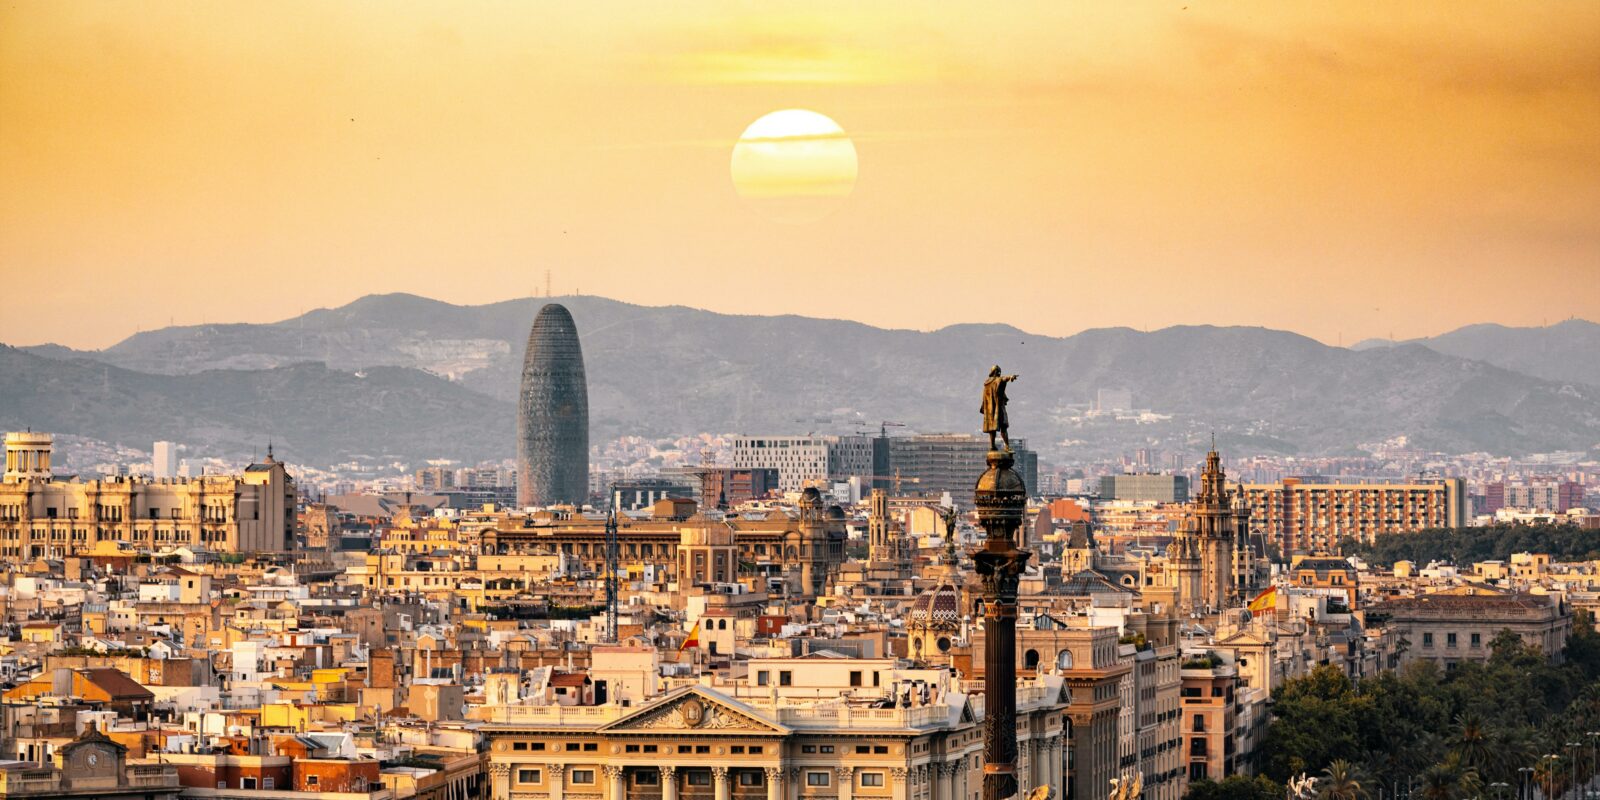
[1247,586,1277,614]
[679,620,701,652]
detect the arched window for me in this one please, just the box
[1057,650,1073,670]
[1024,649,1040,670]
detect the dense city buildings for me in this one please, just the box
[0,420,1589,800]
[517,303,591,507]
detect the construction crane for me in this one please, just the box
[851,420,907,438]
[603,486,620,644]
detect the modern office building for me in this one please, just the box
[152,441,178,480]
[0,432,296,557]
[1237,477,1467,554]
[517,303,590,507]
[730,435,886,493]
[1099,474,1189,503]
[887,434,1037,505]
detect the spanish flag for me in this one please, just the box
[679,621,701,653]
[1247,586,1277,614]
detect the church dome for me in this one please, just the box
[909,579,962,629]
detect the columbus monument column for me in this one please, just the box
[974,366,1030,800]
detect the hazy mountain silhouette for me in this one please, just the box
[11,294,1600,465]
[1352,319,1600,387]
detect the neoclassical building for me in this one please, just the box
[479,681,1070,800]
[0,432,295,557]
[478,489,847,597]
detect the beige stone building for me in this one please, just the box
[478,682,1069,800]
[0,433,295,557]
[1374,586,1572,667]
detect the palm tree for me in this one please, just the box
[1452,713,1493,772]
[1533,756,1566,800]
[1319,760,1371,800]
[1418,755,1482,800]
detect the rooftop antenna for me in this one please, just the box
[545,270,552,298]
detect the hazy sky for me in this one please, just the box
[3,2,1598,349]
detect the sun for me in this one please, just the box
[730,109,858,224]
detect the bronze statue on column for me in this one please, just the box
[974,366,1030,800]
[981,366,1019,452]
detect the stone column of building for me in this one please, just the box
[892,768,909,800]
[836,767,855,800]
[975,449,1030,800]
[549,764,567,800]
[787,769,802,800]
[1049,732,1062,796]
[942,762,960,800]
[1017,739,1031,799]
[713,767,731,800]
[606,766,625,800]
[765,768,784,800]
[490,764,510,799]
[662,767,678,800]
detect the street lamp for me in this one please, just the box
[1521,766,1537,800]
[1571,743,1585,800]
[1587,733,1600,799]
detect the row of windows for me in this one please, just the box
[514,767,875,787]
[1421,632,1484,649]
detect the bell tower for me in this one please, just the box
[1193,447,1235,610]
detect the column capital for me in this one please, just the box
[548,764,567,777]
[490,763,511,778]
[712,766,730,779]
[892,767,909,781]
[765,767,785,780]
[604,766,626,779]
[836,767,854,781]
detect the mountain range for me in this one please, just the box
[1353,319,1600,387]
[8,294,1599,466]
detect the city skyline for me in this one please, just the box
[4,2,1599,349]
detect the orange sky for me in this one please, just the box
[2,2,1598,349]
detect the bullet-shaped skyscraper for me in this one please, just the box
[517,303,589,507]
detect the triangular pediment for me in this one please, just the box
[599,686,790,735]
[1216,629,1270,646]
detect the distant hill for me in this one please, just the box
[0,345,512,465]
[10,294,1600,465]
[1352,319,1600,386]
